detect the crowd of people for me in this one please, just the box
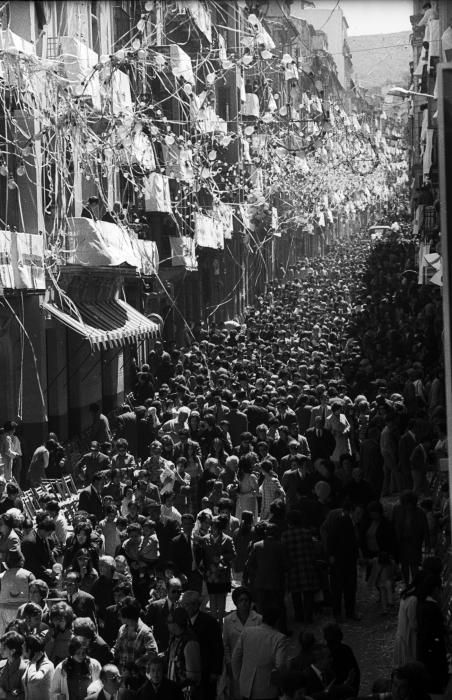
[0,211,450,700]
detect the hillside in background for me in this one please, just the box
[348,31,411,90]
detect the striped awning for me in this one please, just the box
[42,298,159,349]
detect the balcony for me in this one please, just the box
[65,217,158,276]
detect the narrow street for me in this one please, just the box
[0,2,450,700]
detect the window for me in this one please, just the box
[90,0,100,54]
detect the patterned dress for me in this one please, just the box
[235,473,259,522]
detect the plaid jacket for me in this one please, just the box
[281,526,319,592]
[113,619,158,672]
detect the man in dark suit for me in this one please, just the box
[306,417,336,461]
[169,514,203,592]
[321,501,364,621]
[64,570,97,624]
[75,441,110,485]
[115,408,139,456]
[181,590,223,700]
[295,394,314,435]
[22,516,56,586]
[309,393,332,428]
[282,455,314,510]
[102,581,133,646]
[300,643,334,699]
[147,502,180,566]
[143,577,183,651]
[78,472,105,522]
[227,399,248,446]
[244,395,270,435]
[135,655,184,700]
[245,523,290,632]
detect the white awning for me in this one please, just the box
[42,298,159,349]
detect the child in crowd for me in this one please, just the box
[139,519,160,570]
[368,551,397,615]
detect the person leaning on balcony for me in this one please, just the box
[101,200,127,224]
[81,195,100,221]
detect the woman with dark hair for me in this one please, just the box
[160,434,175,463]
[17,579,50,623]
[0,630,28,699]
[72,549,98,594]
[232,511,254,584]
[198,514,236,623]
[22,634,54,700]
[167,607,201,695]
[362,500,396,561]
[63,522,99,571]
[198,458,221,503]
[222,586,262,700]
[235,455,259,522]
[208,437,229,468]
[50,635,101,700]
[46,437,65,480]
[188,411,202,443]
[267,498,287,537]
[43,602,74,665]
[416,574,448,694]
[72,617,113,667]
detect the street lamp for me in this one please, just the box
[386,86,435,99]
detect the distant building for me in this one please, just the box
[290,5,351,90]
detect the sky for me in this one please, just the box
[314,0,413,36]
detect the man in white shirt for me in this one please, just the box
[2,421,20,482]
[45,500,68,547]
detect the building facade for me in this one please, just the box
[0,0,395,450]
